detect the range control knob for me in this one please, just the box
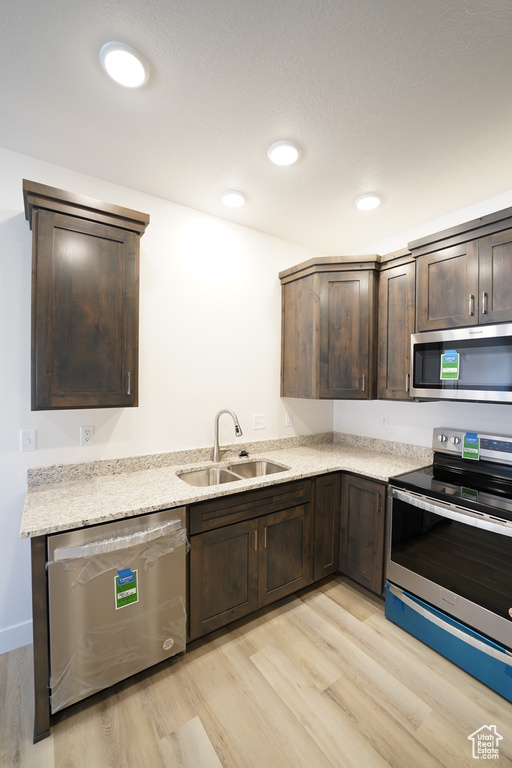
[450,436,461,445]
[437,433,448,443]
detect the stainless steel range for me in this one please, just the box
[386,427,512,701]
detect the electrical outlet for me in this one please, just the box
[80,425,94,446]
[20,429,37,451]
[253,414,266,430]
[381,415,389,429]
[285,412,293,427]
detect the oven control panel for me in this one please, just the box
[433,427,512,464]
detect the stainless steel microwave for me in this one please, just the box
[410,323,512,403]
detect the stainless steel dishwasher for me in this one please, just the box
[47,507,187,714]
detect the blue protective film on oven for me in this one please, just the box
[385,584,512,702]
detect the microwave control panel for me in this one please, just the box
[432,427,512,465]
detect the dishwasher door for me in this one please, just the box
[47,507,187,714]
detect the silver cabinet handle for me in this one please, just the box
[468,294,475,316]
[405,373,410,393]
[254,530,258,551]
[127,371,131,396]
[361,373,365,392]
[482,291,488,314]
[263,526,267,549]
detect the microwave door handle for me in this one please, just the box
[392,489,512,537]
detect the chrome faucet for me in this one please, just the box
[213,409,243,462]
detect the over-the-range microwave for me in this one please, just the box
[410,322,512,403]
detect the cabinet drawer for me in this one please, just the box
[189,479,311,534]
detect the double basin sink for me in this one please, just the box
[178,459,289,487]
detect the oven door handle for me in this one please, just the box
[388,584,512,667]
[392,488,512,537]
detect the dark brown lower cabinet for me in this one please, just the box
[339,474,386,595]
[313,473,341,581]
[188,480,313,640]
[188,518,259,639]
[258,505,312,607]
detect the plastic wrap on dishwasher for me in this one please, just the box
[50,595,186,713]
[48,525,189,588]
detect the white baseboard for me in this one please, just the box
[0,620,32,655]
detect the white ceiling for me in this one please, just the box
[2,0,512,255]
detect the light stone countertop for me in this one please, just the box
[20,434,432,539]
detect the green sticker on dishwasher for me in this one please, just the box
[115,568,138,609]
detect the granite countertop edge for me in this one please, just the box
[20,435,433,539]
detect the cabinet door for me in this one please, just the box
[478,228,512,324]
[339,475,386,595]
[189,519,259,640]
[319,272,374,398]
[32,210,139,409]
[313,473,341,581]
[378,262,415,399]
[281,275,319,398]
[258,504,313,607]
[416,243,479,331]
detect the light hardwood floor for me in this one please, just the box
[1,577,511,767]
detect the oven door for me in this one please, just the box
[387,487,512,649]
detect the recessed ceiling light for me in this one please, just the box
[355,193,381,211]
[267,140,301,166]
[222,190,246,208]
[100,42,149,88]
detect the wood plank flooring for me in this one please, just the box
[1,577,511,767]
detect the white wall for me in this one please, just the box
[0,146,332,653]
[334,191,512,445]
[333,399,512,448]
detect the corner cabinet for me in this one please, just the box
[23,180,149,410]
[313,473,341,580]
[377,250,415,400]
[410,207,512,331]
[280,257,379,399]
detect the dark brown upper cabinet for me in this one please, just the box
[280,257,379,399]
[378,250,415,400]
[410,207,512,332]
[23,180,149,410]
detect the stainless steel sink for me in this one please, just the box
[177,459,290,486]
[177,467,242,487]
[226,459,289,478]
